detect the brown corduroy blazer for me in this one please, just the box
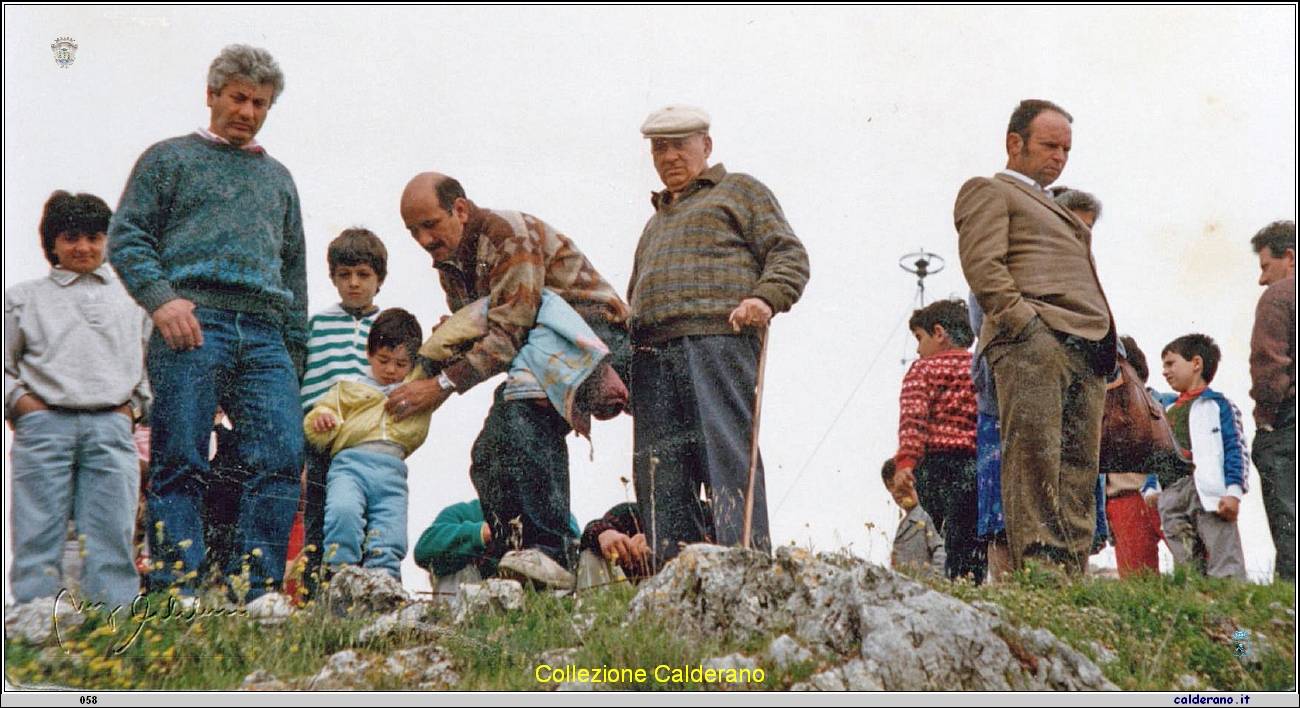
[955,172,1115,359]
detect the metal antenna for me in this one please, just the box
[897,248,946,365]
[898,248,945,308]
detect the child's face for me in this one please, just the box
[369,345,412,386]
[52,231,107,274]
[1161,351,1203,393]
[331,264,381,311]
[912,326,945,358]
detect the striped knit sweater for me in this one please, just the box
[300,303,378,411]
[627,164,810,345]
[894,349,978,470]
[108,133,308,369]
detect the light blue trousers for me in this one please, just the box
[324,448,408,580]
[9,409,141,608]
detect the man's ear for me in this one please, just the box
[1006,132,1023,159]
[451,197,470,224]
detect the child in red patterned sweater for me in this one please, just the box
[893,299,985,583]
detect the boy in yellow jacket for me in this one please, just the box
[304,309,428,580]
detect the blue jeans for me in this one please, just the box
[323,448,408,580]
[9,409,141,608]
[146,307,303,598]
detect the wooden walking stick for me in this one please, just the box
[742,326,770,550]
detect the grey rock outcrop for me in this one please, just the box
[5,597,86,645]
[703,653,760,673]
[322,567,409,616]
[628,544,1117,691]
[357,602,442,643]
[767,634,814,670]
[449,579,525,625]
[792,658,883,691]
[384,645,460,689]
[240,645,460,691]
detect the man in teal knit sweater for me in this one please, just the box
[109,44,307,602]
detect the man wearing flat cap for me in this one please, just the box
[628,105,810,566]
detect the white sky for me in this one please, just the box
[3,6,1296,594]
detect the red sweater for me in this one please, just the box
[894,349,978,469]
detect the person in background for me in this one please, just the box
[1247,220,1296,583]
[882,459,946,577]
[1103,336,1166,577]
[577,502,650,589]
[413,499,579,597]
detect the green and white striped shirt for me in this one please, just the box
[300,302,378,412]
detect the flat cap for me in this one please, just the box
[640,104,711,138]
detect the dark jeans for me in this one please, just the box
[146,307,303,598]
[200,423,244,582]
[631,334,769,569]
[470,384,576,570]
[914,451,987,583]
[299,445,331,596]
[1254,425,1296,582]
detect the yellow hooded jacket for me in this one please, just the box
[303,374,433,458]
[301,308,487,458]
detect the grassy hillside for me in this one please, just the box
[5,566,1294,692]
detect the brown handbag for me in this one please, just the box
[1100,355,1193,480]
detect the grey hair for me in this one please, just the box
[207,44,285,104]
[1053,188,1102,222]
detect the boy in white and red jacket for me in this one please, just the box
[1153,333,1250,581]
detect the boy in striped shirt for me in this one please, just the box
[298,228,387,594]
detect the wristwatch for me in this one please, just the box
[437,372,456,392]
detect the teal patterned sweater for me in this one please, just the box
[108,133,308,370]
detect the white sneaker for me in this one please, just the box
[172,594,201,611]
[244,591,295,619]
[498,549,575,591]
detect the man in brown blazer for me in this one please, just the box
[955,99,1116,574]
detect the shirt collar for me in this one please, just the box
[651,163,728,209]
[195,127,265,154]
[50,263,113,286]
[998,169,1043,191]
